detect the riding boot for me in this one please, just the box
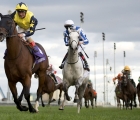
[30,41,44,62]
[51,73,58,84]
[78,52,90,71]
[59,52,68,69]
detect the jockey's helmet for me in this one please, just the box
[15,2,28,11]
[64,20,74,27]
[124,65,130,71]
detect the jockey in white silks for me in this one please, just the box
[46,64,58,84]
[59,20,90,71]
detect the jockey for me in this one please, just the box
[59,20,90,71]
[113,73,123,91]
[121,65,136,88]
[10,2,43,61]
[47,64,58,84]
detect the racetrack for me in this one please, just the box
[0,105,139,120]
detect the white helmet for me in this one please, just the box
[64,20,74,27]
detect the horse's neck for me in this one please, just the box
[67,49,79,63]
[6,30,21,59]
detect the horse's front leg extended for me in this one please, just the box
[9,82,28,112]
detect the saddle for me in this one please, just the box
[21,39,46,64]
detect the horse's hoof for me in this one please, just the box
[17,105,29,111]
[42,104,45,107]
[22,106,29,111]
[59,108,64,110]
[29,108,37,113]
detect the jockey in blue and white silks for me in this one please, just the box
[64,26,89,46]
[59,20,90,71]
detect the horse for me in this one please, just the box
[34,73,63,108]
[0,13,49,113]
[83,83,97,109]
[59,27,89,113]
[121,72,137,110]
[136,83,140,107]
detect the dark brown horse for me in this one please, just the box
[121,73,137,110]
[34,74,63,109]
[136,83,140,107]
[0,13,48,113]
[83,83,97,109]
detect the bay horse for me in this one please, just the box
[0,13,49,113]
[59,27,89,113]
[136,83,140,107]
[83,83,97,109]
[34,74,63,109]
[121,72,137,109]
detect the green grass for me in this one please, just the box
[0,105,139,120]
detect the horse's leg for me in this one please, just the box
[63,82,71,101]
[8,82,28,111]
[48,92,54,105]
[58,87,63,105]
[23,77,36,113]
[18,89,28,110]
[41,94,45,107]
[90,98,93,109]
[59,92,66,110]
[77,83,87,113]
[95,96,97,107]
[85,99,88,108]
[35,73,46,111]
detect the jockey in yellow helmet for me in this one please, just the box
[7,2,44,62]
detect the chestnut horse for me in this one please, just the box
[136,83,140,107]
[0,13,48,113]
[83,83,97,109]
[34,74,63,108]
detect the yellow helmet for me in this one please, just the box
[124,65,130,71]
[15,2,28,11]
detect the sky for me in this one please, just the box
[0,0,140,105]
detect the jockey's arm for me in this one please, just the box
[25,16,38,37]
[77,28,89,45]
[63,31,69,46]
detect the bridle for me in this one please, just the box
[0,14,22,60]
[0,14,17,42]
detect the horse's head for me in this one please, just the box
[68,27,79,51]
[0,13,16,42]
[122,74,128,86]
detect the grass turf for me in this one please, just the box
[0,105,139,120]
